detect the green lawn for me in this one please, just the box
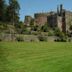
[0,42,72,72]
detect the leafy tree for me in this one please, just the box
[6,0,20,25]
[54,27,61,36]
[54,27,67,42]
[30,19,34,27]
[31,25,38,31]
[48,30,54,36]
[17,21,24,28]
[0,0,6,21]
[70,25,72,30]
[41,24,48,32]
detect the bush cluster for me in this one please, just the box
[38,34,47,41]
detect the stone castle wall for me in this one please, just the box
[34,13,47,26]
[65,11,72,31]
[34,12,57,27]
[24,4,72,33]
[24,16,32,26]
[57,16,62,31]
[47,12,57,27]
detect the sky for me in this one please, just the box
[7,0,72,21]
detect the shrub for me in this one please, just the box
[61,38,66,42]
[38,34,47,41]
[54,38,67,42]
[31,31,38,35]
[54,27,66,38]
[54,39,59,42]
[30,19,34,27]
[0,38,2,41]
[68,38,71,42]
[31,25,38,31]
[16,36,24,42]
[21,27,31,35]
[41,24,48,32]
[48,30,54,36]
[54,27,61,36]
[69,25,72,30]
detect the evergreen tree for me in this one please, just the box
[6,0,20,25]
[0,0,6,21]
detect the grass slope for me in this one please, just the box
[0,42,72,72]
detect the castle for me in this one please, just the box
[24,4,72,33]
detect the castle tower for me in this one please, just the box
[34,13,47,26]
[57,5,60,16]
[57,4,66,33]
[24,16,32,26]
[60,4,63,16]
[62,10,66,33]
[57,4,63,16]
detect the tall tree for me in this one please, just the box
[0,0,6,21]
[6,0,20,25]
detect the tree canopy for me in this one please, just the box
[0,0,20,25]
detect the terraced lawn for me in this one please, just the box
[0,42,72,72]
